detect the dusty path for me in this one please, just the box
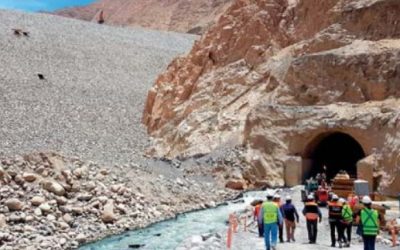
[231,187,393,250]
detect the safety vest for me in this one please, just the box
[361,208,379,236]
[328,201,343,219]
[263,201,278,224]
[304,202,319,221]
[342,204,353,223]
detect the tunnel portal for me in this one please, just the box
[303,132,365,182]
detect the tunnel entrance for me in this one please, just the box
[303,132,365,182]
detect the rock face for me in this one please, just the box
[55,0,233,34]
[143,0,400,195]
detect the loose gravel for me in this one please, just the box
[0,9,196,165]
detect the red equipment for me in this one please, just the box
[316,188,328,206]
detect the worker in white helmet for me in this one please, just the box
[258,190,283,250]
[328,194,345,247]
[282,195,299,242]
[302,194,322,244]
[355,196,383,250]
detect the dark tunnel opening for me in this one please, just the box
[304,132,365,182]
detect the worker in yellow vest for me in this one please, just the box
[340,198,353,247]
[356,196,383,250]
[258,191,283,250]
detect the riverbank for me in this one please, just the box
[0,152,236,249]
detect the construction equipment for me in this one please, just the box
[331,173,355,199]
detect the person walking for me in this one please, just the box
[259,191,283,250]
[340,198,353,247]
[356,196,382,250]
[273,194,284,243]
[328,194,345,247]
[282,195,299,242]
[254,200,264,237]
[302,194,322,244]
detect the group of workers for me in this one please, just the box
[254,191,382,250]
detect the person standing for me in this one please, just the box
[340,198,353,247]
[356,196,382,250]
[259,191,283,250]
[273,194,284,243]
[328,194,345,247]
[254,200,264,237]
[282,195,299,242]
[302,194,322,244]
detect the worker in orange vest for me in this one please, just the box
[254,200,264,237]
[302,194,322,244]
[273,194,284,243]
[328,194,345,248]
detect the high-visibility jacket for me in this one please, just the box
[328,201,343,220]
[304,202,320,221]
[262,201,278,224]
[342,204,353,223]
[361,208,379,236]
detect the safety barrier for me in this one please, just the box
[226,213,251,249]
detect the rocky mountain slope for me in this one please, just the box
[55,0,233,34]
[143,0,400,195]
[0,9,195,166]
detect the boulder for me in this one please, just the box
[42,180,65,196]
[0,214,6,228]
[5,198,23,211]
[31,196,46,206]
[39,203,51,213]
[101,200,116,223]
[22,173,37,182]
[225,180,246,190]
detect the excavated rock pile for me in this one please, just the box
[143,0,400,195]
[0,152,233,249]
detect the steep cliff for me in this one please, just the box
[56,0,233,34]
[143,0,400,195]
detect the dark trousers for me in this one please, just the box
[330,220,345,246]
[343,222,352,243]
[306,220,318,243]
[362,235,376,250]
[258,221,264,237]
[278,222,283,242]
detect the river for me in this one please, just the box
[79,191,271,250]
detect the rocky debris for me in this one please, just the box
[143,0,400,195]
[0,9,196,167]
[0,152,235,249]
[55,0,233,34]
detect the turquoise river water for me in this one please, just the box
[79,191,267,250]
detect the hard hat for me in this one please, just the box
[339,198,346,203]
[266,190,274,198]
[307,194,314,200]
[362,196,372,204]
[332,194,339,200]
[286,195,292,201]
[273,194,281,199]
